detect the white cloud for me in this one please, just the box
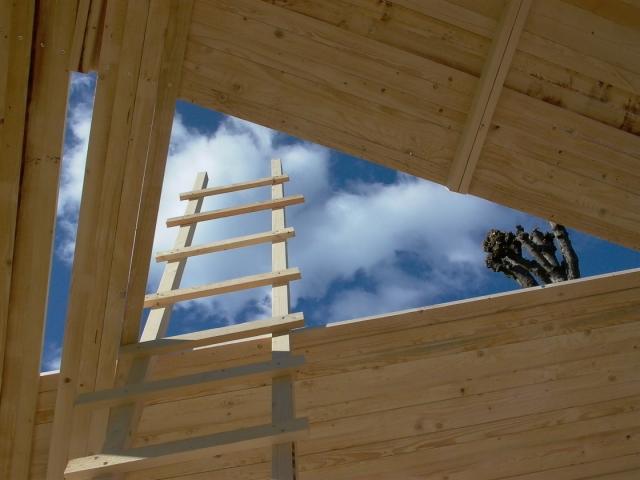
[42,344,62,372]
[56,77,527,331]
[56,73,95,262]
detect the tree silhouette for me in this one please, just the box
[483,222,580,288]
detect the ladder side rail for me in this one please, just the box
[271,159,299,479]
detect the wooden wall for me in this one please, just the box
[30,269,640,478]
[179,0,640,249]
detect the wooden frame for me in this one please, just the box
[446,0,531,193]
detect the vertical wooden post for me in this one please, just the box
[0,1,77,478]
[270,159,297,479]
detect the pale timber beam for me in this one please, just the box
[143,268,302,308]
[119,312,305,358]
[448,0,531,194]
[94,0,201,457]
[68,0,105,73]
[74,355,305,410]
[0,1,78,478]
[271,159,299,479]
[166,195,305,227]
[180,174,289,200]
[46,1,195,477]
[156,227,295,262]
[64,419,309,479]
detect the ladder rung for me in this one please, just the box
[179,174,289,200]
[74,355,305,410]
[155,227,295,262]
[143,268,301,308]
[64,418,309,478]
[120,312,304,358]
[166,195,304,227]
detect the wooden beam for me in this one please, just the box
[68,0,105,73]
[270,159,298,479]
[166,195,305,227]
[0,0,77,478]
[47,0,196,475]
[446,0,531,193]
[0,0,35,401]
[143,268,302,308]
[64,419,309,479]
[156,227,295,262]
[180,174,289,200]
[119,312,305,358]
[74,355,305,410]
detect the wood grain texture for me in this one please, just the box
[180,0,640,248]
[0,1,77,478]
[155,228,295,262]
[28,269,640,479]
[180,174,289,200]
[166,195,305,227]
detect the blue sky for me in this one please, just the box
[41,74,640,371]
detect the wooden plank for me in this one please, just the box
[166,195,305,227]
[120,312,305,358]
[78,0,196,461]
[270,159,298,479]
[64,419,309,479]
[0,0,35,400]
[45,0,197,474]
[182,0,640,248]
[294,268,640,349]
[0,0,77,478]
[74,355,305,410]
[143,268,301,308]
[65,0,160,462]
[180,174,289,200]
[156,227,295,262]
[447,0,531,193]
[299,401,640,479]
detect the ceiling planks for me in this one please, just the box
[180,0,640,248]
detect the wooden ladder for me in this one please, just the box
[64,159,307,478]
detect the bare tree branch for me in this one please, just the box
[483,223,580,288]
[550,222,581,279]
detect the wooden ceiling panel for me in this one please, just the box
[179,0,640,248]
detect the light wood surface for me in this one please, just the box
[143,268,301,308]
[46,1,196,477]
[270,159,298,479]
[156,228,295,262]
[447,0,531,193]
[0,1,77,478]
[64,418,309,479]
[28,268,640,479]
[180,0,640,248]
[180,174,289,200]
[166,195,305,227]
